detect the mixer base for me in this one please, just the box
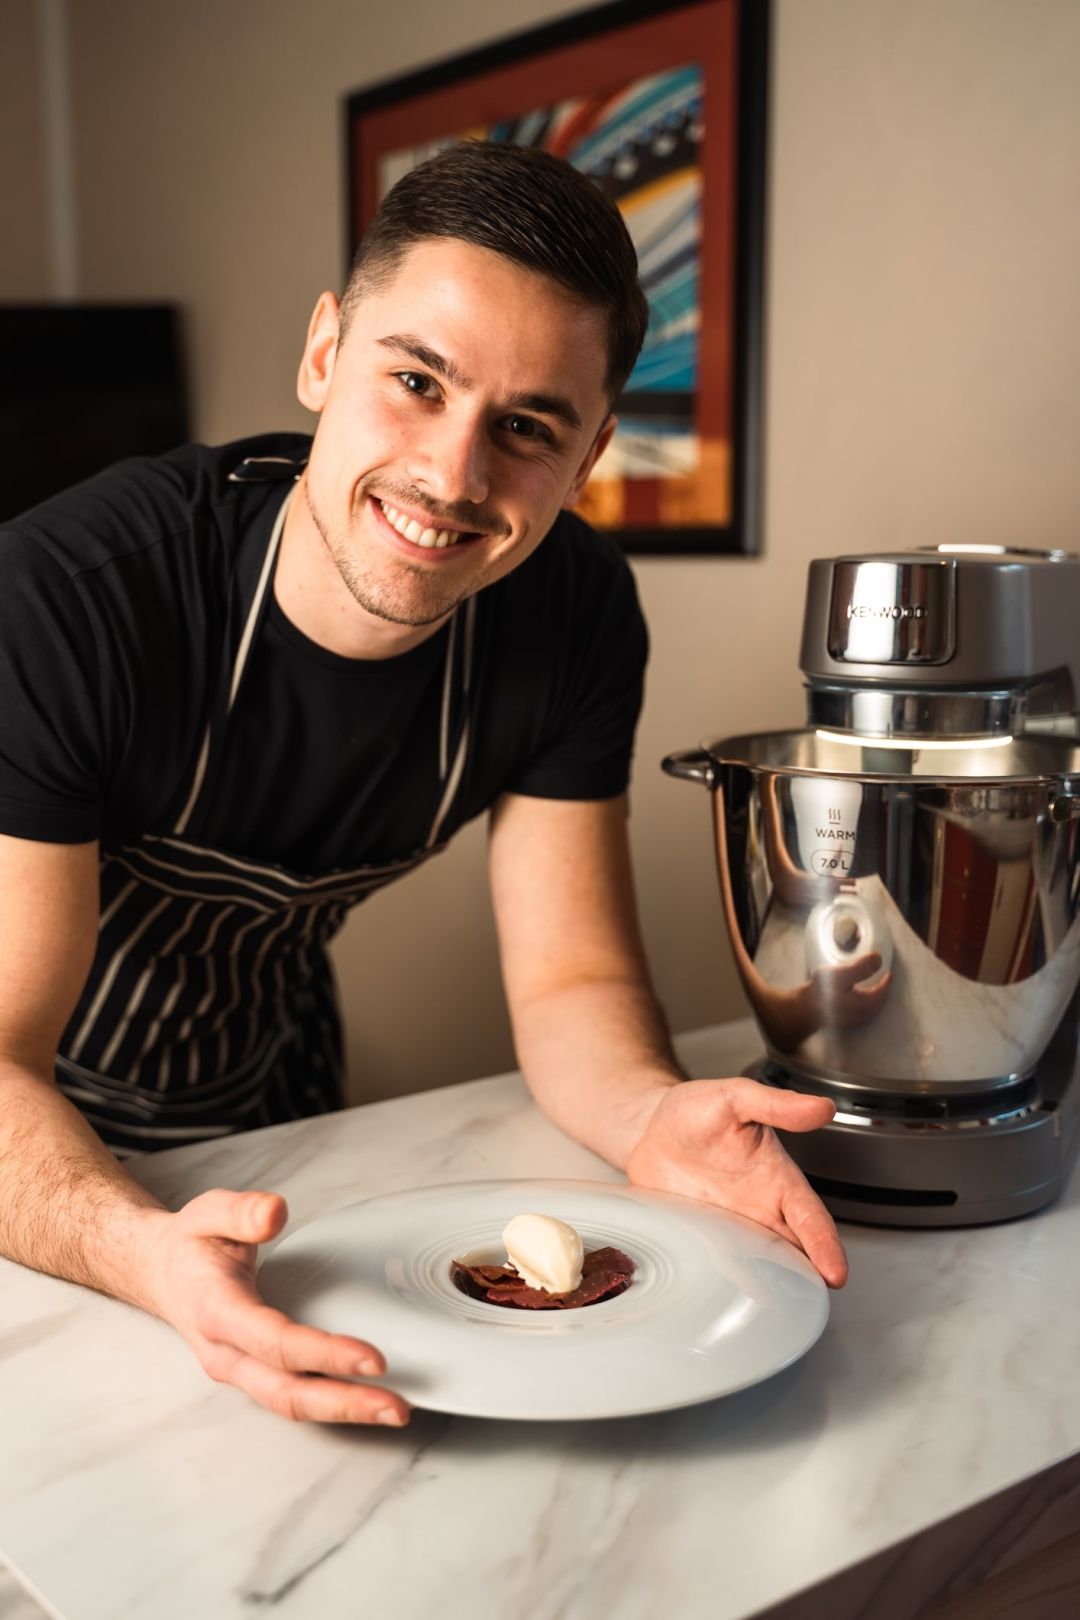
[747,1053,1080,1229]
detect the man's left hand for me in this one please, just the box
[625,1079,848,1288]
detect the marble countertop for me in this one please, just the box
[2,1019,1079,1620]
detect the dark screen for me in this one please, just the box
[0,304,189,521]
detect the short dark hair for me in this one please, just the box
[340,140,649,402]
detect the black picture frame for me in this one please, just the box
[343,0,769,557]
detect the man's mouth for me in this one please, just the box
[372,495,482,551]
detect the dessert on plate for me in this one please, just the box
[451,1212,635,1310]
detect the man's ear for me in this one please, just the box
[562,415,617,510]
[297,292,341,413]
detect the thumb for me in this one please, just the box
[726,1078,836,1135]
[774,1093,837,1134]
[179,1188,288,1244]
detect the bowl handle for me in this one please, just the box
[661,749,716,788]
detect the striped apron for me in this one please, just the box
[55,459,477,1154]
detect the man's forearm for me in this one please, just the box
[0,1062,169,1311]
[509,975,685,1169]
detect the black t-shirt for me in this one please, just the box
[0,434,648,872]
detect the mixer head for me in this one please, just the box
[800,544,1080,741]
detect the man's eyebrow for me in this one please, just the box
[376,334,473,390]
[376,333,584,433]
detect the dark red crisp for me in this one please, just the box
[450,1245,635,1309]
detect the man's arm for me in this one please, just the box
[0,833,410,1423]
[487,793,848,1286]
[0,834,167,1295]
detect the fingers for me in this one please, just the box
[204,1342,411,1426]
[191,1277,410,1424]
[848,951,883,986]
[834,969,893,1028]
[171,1189,411,1424]
[214,1286,388,1381]
[811,957,892,1028]
[822,953,882,992]
[854,969,893,1000]
[781,1180,849,1289]
[747,1138,849,1289]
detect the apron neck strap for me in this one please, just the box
[172,483,295,836]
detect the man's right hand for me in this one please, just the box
[0,834,409,1428]
[141,1188,411,1426]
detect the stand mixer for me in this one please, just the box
[664,545,1080,1226]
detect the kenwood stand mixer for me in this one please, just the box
[665,546,1080,1226]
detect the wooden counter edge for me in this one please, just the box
[747,1450,1080,1620]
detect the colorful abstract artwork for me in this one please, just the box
[346,0,768,555]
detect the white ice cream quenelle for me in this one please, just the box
[502,1213,584,1295]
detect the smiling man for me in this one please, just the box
[0,142,845,1430]
[279,230,617,652]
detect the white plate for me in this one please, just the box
[257,1179,829,1421]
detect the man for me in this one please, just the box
[0,142,845,1429]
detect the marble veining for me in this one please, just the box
[0,1562,50,1620]
[0,1306,82,1364]
[1,1022,1078,1619]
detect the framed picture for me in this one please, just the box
[344,0,769,557]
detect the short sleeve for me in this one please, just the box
[506,541,648,801]
[0,529,104,841]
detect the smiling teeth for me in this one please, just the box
[380,499,462,549]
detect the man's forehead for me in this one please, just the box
[379,234,583,298]
[353,241,610,415]
[369,237,606,327]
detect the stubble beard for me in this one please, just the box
[303,480,477,629]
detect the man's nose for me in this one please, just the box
[410,413,491,510]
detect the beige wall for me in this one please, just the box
[14,0,1080,1098]
[0,0,51,296]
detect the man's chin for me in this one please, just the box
[337,566,467,630]
[357,597,457,629]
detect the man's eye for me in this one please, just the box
[505,415,551,443]
[397,371,437,398]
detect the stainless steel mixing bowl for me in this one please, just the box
[664,731,1080,1094]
